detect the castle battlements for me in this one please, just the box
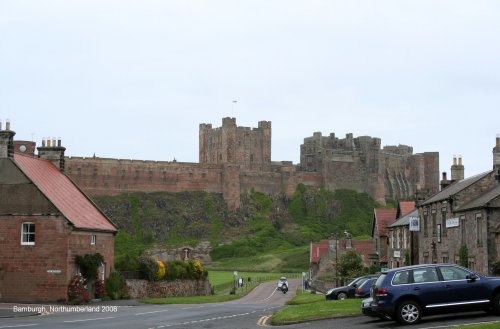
[13,117,439,209]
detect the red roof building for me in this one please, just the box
[0,123,117,302]
[371,208,397,266]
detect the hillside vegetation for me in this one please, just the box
[92,185,379,272]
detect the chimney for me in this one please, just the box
[0,119,15,158]
[451,155,464,181]
[37,136,66,172]
[440,172,452,190]
[494,134,500,182]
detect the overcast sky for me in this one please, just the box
[2,1,499,178]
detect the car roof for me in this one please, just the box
[381,263,467,274]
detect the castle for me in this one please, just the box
[14,117,439,209]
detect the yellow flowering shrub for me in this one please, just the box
[155,260,166,280]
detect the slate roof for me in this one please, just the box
[455,184,500,212]
[372,208,397,236]
[13,154,117,232]
[388,209,418,228]
[420,171,492,206]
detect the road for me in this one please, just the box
[1,279,499,329]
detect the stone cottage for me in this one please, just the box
[0,121,118,302]
[416,136,500,274]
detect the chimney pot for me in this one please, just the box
[42,138,46,147]
[496,134,500,147]
[52,138,56,147]
[442,172,447,180]
[0,119,2,130]
[6,119,10,130]
[57,138,62,147]
[458,156,462,166]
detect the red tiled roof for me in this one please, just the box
[373,208,397,236]
[13,154,117,232]
[398,201,416,218]
[310,240,329,264]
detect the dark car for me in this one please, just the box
[371,263,500,325]
[355,276,377,298]
[325,275,377,300]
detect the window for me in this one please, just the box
[431,210,437,236]
[460,215,466,244]
[441,208,447,237]
[439,265,469,280]
[91,235,96,245]
[476,213,482,246]
[393,270,410,285]
[423,212,428,237]
[413,267,439,283]
[21,223,35,245]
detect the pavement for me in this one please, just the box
[0,299,140,318]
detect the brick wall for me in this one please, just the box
[0,216,70,302]
[0,215,115,302]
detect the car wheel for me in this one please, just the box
[337,292,348,300]
[492,293,500,314]
[396,300,422,325]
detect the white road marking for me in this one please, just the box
[421,320,500,329]
[63,316,115,323]
[135,309,170,315]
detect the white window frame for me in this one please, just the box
[91,235,96,245]
[21,222,35,245]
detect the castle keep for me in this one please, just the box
[18,118,439,209]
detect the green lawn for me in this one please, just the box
[272,291,360,325]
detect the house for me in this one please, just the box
[371,208,397,267]
[387,209,418,268]
[310,233,374,279]
[0,121,118,302]
[416,136,500,274]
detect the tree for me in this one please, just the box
[338,250,363,278]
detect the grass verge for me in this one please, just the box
[455,322,500,329]
[272,292,360,325]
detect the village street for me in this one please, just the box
[1,279,500,329]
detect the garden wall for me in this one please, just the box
[125,279,211,299]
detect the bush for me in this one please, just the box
[94,279,106,299]
[155,260,166,280]
[68,274,89,304]
[105,272,128,300]
[75,253,104,281]
[139,257,159,281]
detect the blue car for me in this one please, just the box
[355,276,377,298]
[371,264,500,325]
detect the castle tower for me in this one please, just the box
[37,137,66,172]
[450,155,464,181]
[494,134,500,182]
[199,117,271,171]
[0,119,15,158]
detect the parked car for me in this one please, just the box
[371,263,500,325]
[355,276,377,298]
[325,275,377,300]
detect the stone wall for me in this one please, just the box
[126,279,211,299]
